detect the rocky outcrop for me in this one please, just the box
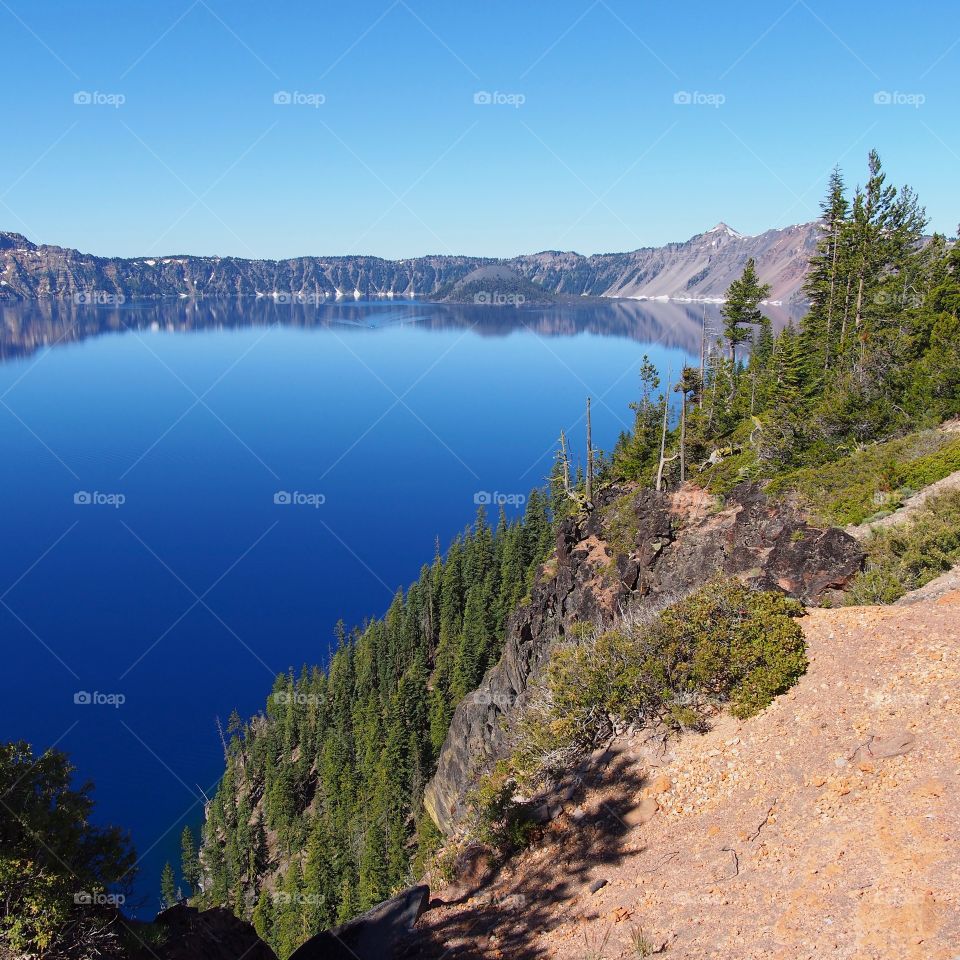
[409,592,960,959]
[140,904,278,960]
[424,483,863,834]
[288,886,429,960]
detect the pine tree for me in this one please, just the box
[804,166,850,372]
[180,825,200,895]
[722,258,771,369]
[160,861,177,909]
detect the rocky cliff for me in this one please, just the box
[406,586,960,959]
[0,222,819,304]
[424,483,863,834]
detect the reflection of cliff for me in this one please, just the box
[0,298,805,363]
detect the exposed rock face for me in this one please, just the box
[143,904,278,960]
[409,592,960,959]
[512,222,820,304]
[288,885,429,960]
[0,223,818,303]
[424,483,863,834]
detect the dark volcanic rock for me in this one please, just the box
[144,904,277,960]
[424,483,864,834]
[288,885,429,960]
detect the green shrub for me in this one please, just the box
[480,579,806,819]
[467,761,536,856]
[846,488,960,604]
[766,430,960,526]
[0,742,135,957]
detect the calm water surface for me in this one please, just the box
[0,297,789,911]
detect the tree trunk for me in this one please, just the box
[699,310,706,409]
[656,373,671,492]
[679,395,686,482]
[559,429,571,495]
[585,398,593,503]
[825,224,839,369]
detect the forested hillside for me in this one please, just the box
[192,496,553,957]
[613,151,958,497]
[186,150,959,960]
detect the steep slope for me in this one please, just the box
[0,223,818,304]
[512,222,819,304]
[405,592,960,959]
[425,482,863,834]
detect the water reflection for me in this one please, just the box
[0,297,806,363]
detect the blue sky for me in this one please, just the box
[2,0,957,259]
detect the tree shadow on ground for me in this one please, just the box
[401,750,649,959]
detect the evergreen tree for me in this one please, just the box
[160,861,177,909]
[180,825,200,895]
[722,258,771,371]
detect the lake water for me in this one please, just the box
[0,296,787,912]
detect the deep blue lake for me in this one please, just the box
[0,296,787,912]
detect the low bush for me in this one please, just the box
[845,488,960,604]
[469,579,807,842]
[766,429,960,526]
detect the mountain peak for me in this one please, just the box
[705,222,744,239]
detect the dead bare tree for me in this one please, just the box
[585,397,594,503]
[656,369,678,492]
[558,428,571,496]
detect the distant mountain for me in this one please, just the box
[514,223,819,304]
[0,222,820,305]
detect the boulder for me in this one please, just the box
[144,905,277,960]
[288,885,429,960]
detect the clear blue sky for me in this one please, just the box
[2,0,957,259]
